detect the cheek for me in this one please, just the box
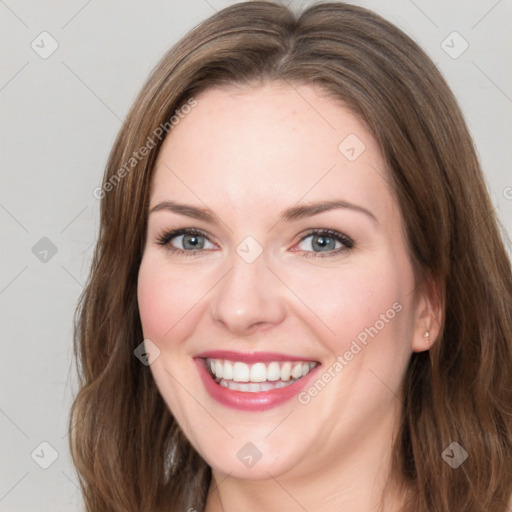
[281,257,414,354]
[137,260,170,340]
[137,256,202,342]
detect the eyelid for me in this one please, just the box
[155,227,218,252]
[155,227,354,257]
[295,228,354,247]
[291,228,354,258]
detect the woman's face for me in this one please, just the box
[137,82,430,481]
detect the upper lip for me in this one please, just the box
[194,350,319,363]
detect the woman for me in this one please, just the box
[70,1,512,511]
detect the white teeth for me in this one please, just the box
[291,363,303,379]
[215,359,223,380]
[218,378,296,393]
[206,358,317,387]
[223,360,233,380]
[227,381,240,391]
[249,382,261,392]
[267,362,281,381]
[280,362,292,381]
[260,381,277,391]
[250,362,267,383]
[233,362,250,382]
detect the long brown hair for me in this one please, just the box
[70,2,512,510]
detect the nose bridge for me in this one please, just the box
[210,239,286,334]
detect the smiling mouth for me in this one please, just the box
[204,358,318,393]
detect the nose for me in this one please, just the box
[210,250,287,336]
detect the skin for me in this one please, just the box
[137,82,440,512]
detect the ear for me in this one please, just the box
[411,276,443,353]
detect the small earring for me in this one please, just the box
[424,331,430,343]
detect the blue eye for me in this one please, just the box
[155,227,354,258]
[295,229,354,258]
[156,228,215,255]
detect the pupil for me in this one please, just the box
[314,235,334,251]
[183,234,204,250]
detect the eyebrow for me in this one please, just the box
[149,199,378,224]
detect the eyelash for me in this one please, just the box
[155,227,355,259]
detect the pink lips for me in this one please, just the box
[195,350,316,363]
[194,351,320,412]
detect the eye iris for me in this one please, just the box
[312,235,335,251]
[182,234,204,250]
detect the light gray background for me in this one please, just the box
[1,1,511,510]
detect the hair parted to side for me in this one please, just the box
[70,1,512,511]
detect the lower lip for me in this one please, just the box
[195,358,320,411]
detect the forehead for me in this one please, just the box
[150,82,395,223]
